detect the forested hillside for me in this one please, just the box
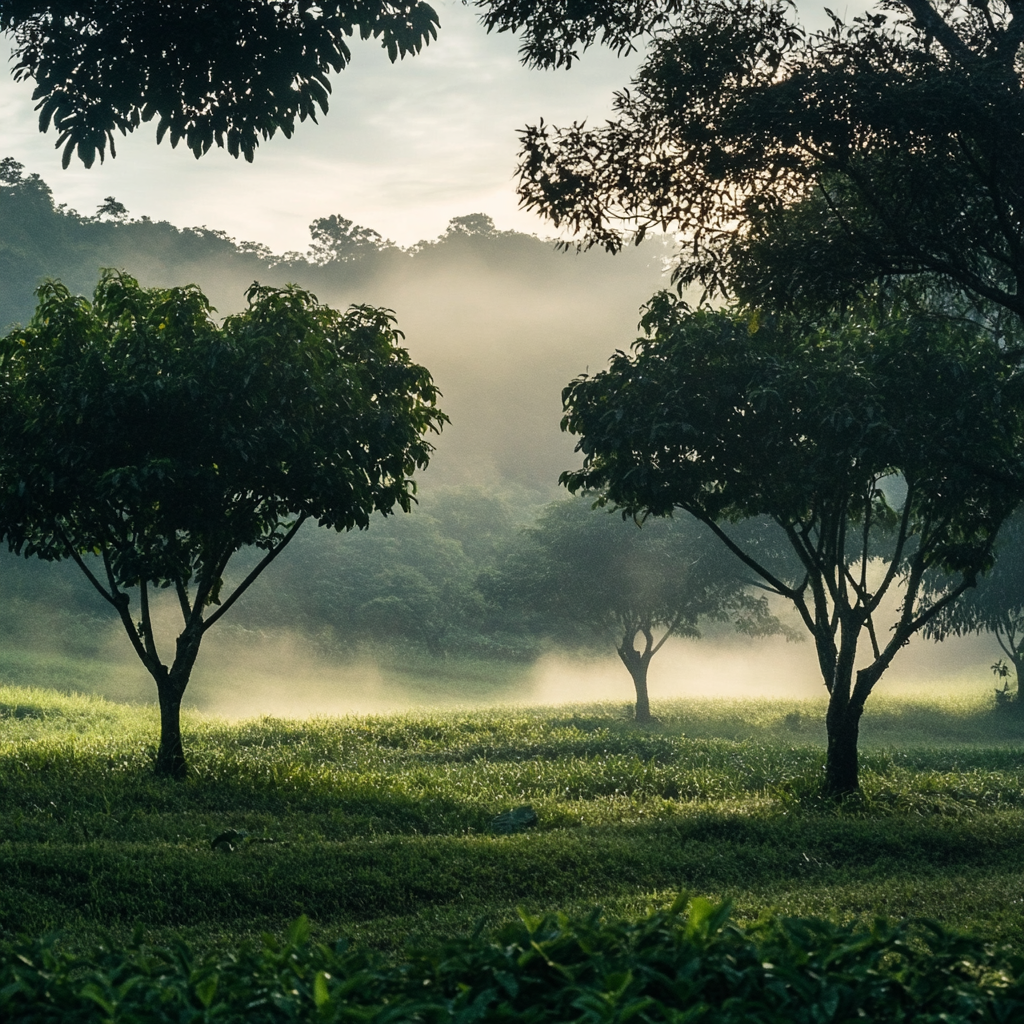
[1,166,706,691]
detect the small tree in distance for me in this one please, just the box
[488,496,790,722]
[560,296,1024,794]
[925,510,1024,705]
[0,271,446,777]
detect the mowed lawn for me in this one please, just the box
[2,682,1024,953]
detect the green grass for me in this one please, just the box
[2,683,1024,954]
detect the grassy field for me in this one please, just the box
[2,682,1024,956]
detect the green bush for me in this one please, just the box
[3,898,1022,1023]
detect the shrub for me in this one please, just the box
[3,897,1023,1022]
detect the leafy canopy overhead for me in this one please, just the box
[511,0,1024,318]
[1,1,440,166]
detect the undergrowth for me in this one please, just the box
[4,898,1024,1023]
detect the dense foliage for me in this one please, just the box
[560,297,1024,794]
[4,898,1024,1023]
[0,271,446,775]
[508,0,1024,321]
[0,1,440,166]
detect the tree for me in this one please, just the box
[94,196,127,222]
[506,0,1024,321]
[559,295,1024,794]
[445,214,498,237]
[308,215,390,265]
[0,270,446,776]
[925,509,1024,702]
[1,1,440,166]
[487,495,786,721]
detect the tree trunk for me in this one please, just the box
[155,676,188,778]
[617,641,652,724]
[151,628,203,779]
[1012,651,1024,705]
[824,697,862,797]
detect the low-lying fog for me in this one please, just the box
[0,603,997,720]
[0,188,1007,717]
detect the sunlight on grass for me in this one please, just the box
[1,682,1023,953]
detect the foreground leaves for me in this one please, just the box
[3,898,1023,1022]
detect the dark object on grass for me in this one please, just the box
[210,829,247,853]
[491,805,538,834]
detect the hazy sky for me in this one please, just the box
[0,2,643,252]
[0,1,857,254]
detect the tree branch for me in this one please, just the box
[898,0,978,68]
[202,516,307,632]
[139,579,162,666]
[52,521,117,608]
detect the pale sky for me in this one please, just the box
[0,1,854,255]
[0,2,644,252]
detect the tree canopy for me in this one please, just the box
[1,0,440,166]
[511,0,1024,319]
[925,509,1024,699]
[0,270,446,775]
[560,296,1024,793]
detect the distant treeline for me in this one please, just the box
[0,157,570,327]
[0,156,668,330]
[0,155,671,491]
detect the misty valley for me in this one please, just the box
[5,15,1024,1006]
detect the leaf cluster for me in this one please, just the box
[1,0,440,166]
[513,0,1024,318]
[0,270,447,600]
[4,899,1024,1022]
[561,297,1024,584]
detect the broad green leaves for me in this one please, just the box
[5,897,1024,1022]
[561,298,1024,587]
[0,271,447,596]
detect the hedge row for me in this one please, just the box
[3,897,1022,1022]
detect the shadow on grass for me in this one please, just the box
[2,804,1021,937]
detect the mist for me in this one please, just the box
[0,175,1008,716]
[0,585,998,722]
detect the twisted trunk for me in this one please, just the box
[152,626,204,779]
[617,625,655,724]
